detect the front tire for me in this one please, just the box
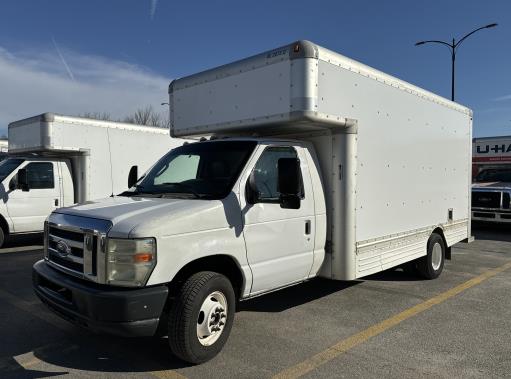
[0,227,5,248]
[417,233,445,279]
[168,271,235,364]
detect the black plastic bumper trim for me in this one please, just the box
[32,260,168,337]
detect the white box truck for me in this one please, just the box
[0,113,183,246]
[33,41,472,364]
[472,135,511,222]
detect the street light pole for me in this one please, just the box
[451,38,455,101]
[415,23,497,102]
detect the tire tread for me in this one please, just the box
[168,271,222,363]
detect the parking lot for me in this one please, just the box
[0,224,510,379]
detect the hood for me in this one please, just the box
[472,181,511,190]
[55,194,242,238]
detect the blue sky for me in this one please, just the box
[0,0,509,137]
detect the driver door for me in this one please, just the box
[7,161,61,232]
[241,145,315,295]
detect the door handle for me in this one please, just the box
[55,199,59,206]
[305,220,311,235]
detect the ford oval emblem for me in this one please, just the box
[56,240,72,257]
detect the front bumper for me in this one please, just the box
[32,260,168,337]
[472,209,511,223]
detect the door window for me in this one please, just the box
[25,162,54,189]
[252,147,303,201]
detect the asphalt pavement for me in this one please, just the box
[0,224,509,378]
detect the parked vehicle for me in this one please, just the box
[0,139,8,161]
[472,136,511,222]
[0,113,183,246]
[33,41,472,364]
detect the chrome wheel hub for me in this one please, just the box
[197,291,228,346]
[431,242,442,271]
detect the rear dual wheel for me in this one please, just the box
[168,271,235,364]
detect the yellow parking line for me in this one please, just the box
[14,353,42,370]
[273,261,511,379]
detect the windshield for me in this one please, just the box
[475,169,511,183]
[0,158,24,182]
[123,140,257,199]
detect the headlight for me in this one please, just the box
[106,238,156,287]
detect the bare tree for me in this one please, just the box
[79,112,113,121]
[123,105,168,128]
[77,105,169,128]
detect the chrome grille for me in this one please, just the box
[472,191,501,209]
[47,226,88,276]
[44,214,111,283]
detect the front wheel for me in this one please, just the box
[417,233,445,279]
[168,271,235,364]
[0,227,5,248]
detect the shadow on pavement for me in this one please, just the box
[4,233,43,248]
[472,222,511,243]
[30,336,190,374]
[238,278,361,312]
[363,267,425,282]
[0,251,190,376]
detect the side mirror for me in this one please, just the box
[17,168,30,192]
[278,158,301,209]
[128,165,138,188]
[246,172,260,204]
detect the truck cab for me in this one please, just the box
[0,156,73,245]
[33,137,326,363]
[472,167,511,222]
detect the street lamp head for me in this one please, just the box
[415,41,426,46]
[485,23,498,28]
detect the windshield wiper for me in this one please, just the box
[158,182,202,199]
[117,184,154,197]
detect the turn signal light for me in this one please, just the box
[133,253,154,263]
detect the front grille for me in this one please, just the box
[45,214,111,284]
[472,191,501,209]
[47,225,98,277]
[48,227,83,242]
[503,193,511,209]
[48,251,83,272]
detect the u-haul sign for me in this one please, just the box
[473,136,511,163]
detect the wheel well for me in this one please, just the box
[0,214,9,236]
[170,255,245,299]
[432,227,451,260]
